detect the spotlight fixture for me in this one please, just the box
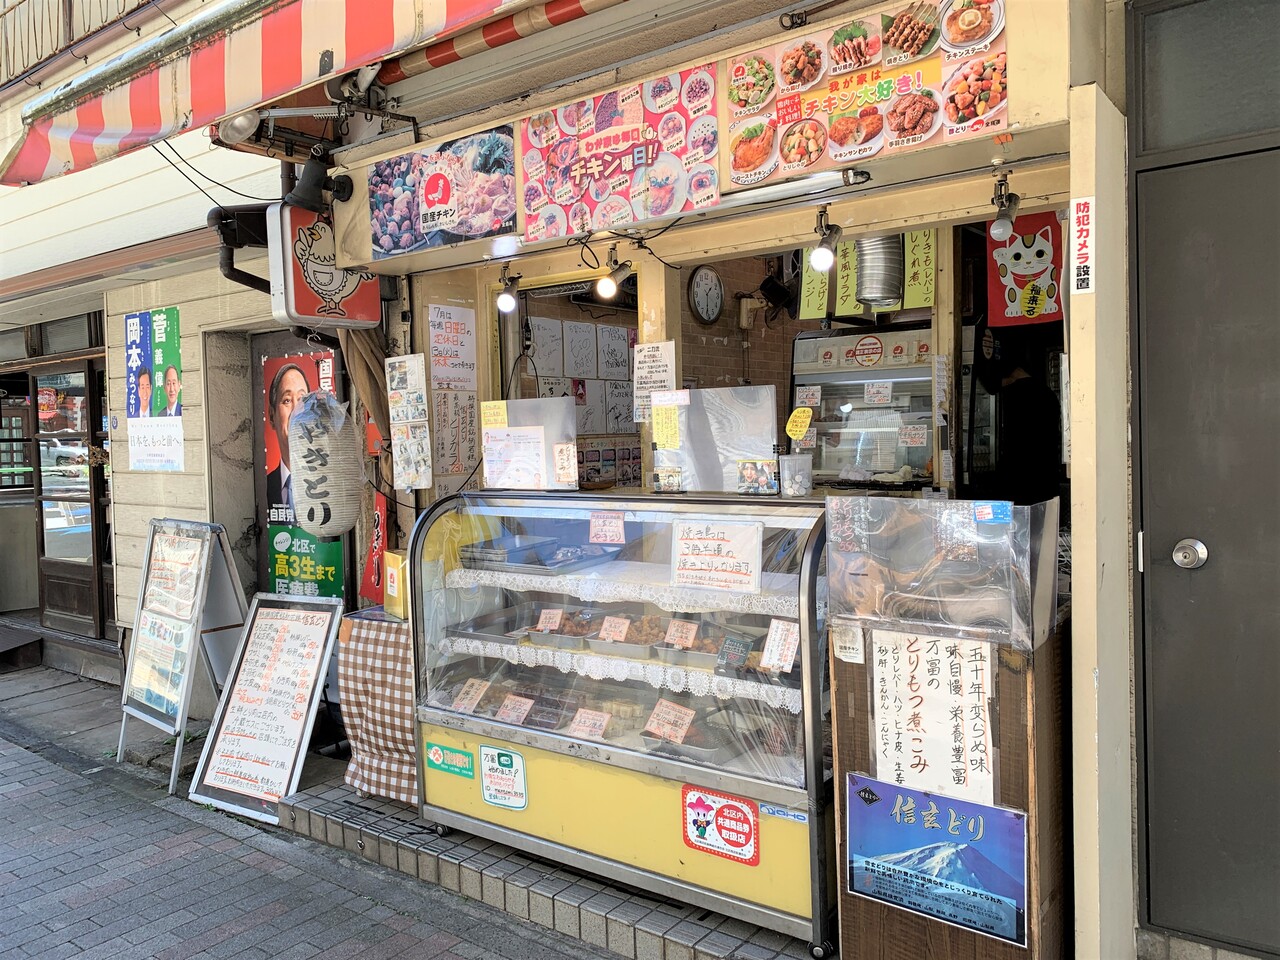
[496,265,520,313]
[596,245,634,299]
[284,143,354,212]
[216,109,262,146]
[989,173,1021,242]
[808,206,842,272]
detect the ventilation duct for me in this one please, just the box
[855,235,905,308]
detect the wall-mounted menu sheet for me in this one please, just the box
[189,596,343,824]
[720,1,1007,192]
[520,63,721,243]
[633,340,676,422]
[671,518,763,594]
[431,390,479,478]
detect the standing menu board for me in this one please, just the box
[118,520,248,794]
[189,595,343,823]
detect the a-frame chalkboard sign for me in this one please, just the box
[117,519,248,794]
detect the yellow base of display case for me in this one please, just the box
[419,721,819,938]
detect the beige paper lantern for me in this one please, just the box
[288,391,361,538]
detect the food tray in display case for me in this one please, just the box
[409,492,836,948]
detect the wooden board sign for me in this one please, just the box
[188,594,343,823]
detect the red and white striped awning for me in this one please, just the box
[0,0,526,186]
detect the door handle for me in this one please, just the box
[1172,538,1208,569]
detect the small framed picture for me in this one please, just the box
[737,459,779,496]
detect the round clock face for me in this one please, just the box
[689,265,724,325]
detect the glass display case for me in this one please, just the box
[790,328,934,488]
[410,492,835,948]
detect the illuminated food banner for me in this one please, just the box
[519,64,720,242]
[367,126,517,259]
[720,0,1007,191]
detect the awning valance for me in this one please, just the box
[0,0,517,186]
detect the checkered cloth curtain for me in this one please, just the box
[338,614,418,805]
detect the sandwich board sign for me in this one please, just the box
[189,594,343,824]
[117,519,248,794]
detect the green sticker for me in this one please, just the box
[426,742,475,778]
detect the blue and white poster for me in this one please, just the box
[847,774,1027,947]
[125,306,184,471]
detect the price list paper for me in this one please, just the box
[198,606,336,806]
[869,628,994,805]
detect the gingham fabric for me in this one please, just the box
[338,613,418,805]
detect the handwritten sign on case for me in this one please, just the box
[671,519,763,594]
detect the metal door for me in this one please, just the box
[1138,148,1280,955]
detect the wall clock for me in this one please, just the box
[688,264,724,326]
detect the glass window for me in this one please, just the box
[0,435,32,488]
[35,372,88,434]
[41,499,93,562]
[40,316,91,354]
[0,330,26,363]
[38,440,90,495]
[1141,0,1280,153]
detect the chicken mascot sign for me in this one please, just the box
[269,203,381,328]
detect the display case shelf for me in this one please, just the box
[436,634,804,712]
[445,560,803,618]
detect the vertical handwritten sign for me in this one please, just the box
[903,230,936,309]
[189,597,342,823]
[563,321,598,379]
[833,242,862,318]
[431,390,479,476]
[760,619,801,673]
[869,629,994,805]
[798,256,830,321]
[671,519,763,594]
[428,304,477,391]
[597,325,631,380]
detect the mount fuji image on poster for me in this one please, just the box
[846,774,1027,946]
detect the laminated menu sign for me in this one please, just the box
[141,533,203,621]
[672,519,763,594]
[761,619,801,673]
[847,774,1027,946]
[870,629,995,805]
[644,698,697,743]
[125,611,194,720]
[191,600,341,819]
[720,3,1007,193]
[519,64,720,243]
[480,746,527,810]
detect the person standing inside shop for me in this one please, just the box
[266,363,313,523]
[976,324,1063,506]
[160,365,182,416]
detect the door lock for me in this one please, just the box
[1171,538,1208,569]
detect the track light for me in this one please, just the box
[596,246,633,299]
[808,206,842,272]
[496,266,520,313]
[989,173,1020,242]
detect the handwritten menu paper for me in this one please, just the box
[536,609,564,632]
[598,616,632,643]
[199,606,334,805]
[553,442,578,484]
[563,321,598,379]
[432,390,479,476]
[428,304,477,391]
[644,698,697,743]
[864,381,893,404]
[899,424,928,447]
[568,708,612,741]
[870,628,994,804]
[597,326,632,380]
[796,385,821,407]
[528,316,565,377]
[785,406,813,440]
[141,533,204,620]
[451,678,491,714]
[665,619,700,649]
[589,511,626,544]
[652,403,681,450]
[481,401,508,428]
[761,618,801,673]
[672,519,764,594]
[633,341,676,422]
[496,695,536,724]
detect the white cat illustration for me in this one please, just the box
[993,226,1060,318]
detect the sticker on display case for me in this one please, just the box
[589,511,627,544]
[682,785,761,866]
[480,746,528,810]
[846,774,1027,947]
[760,802,809,824]
[426,742,475,779]
[653,466,684,493]
[973,501,1012,524]
[830,620,865,664]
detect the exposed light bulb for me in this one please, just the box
[596,248,633,299]
[497,270,519,313]
[809,243,836,272]
[216,110,261,145]
[596,275,619,299]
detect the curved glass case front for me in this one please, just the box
[413,493,829,790]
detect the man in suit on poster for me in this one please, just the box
[265,363,312,524]
[161,365,182,416]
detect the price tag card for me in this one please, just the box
[480,400,508,428]
[797,427,817,450]
[451,678,491,714]
[664,619,699,649]
[644,698,697,743]
[898,424,928,447]
[716,635,752,670]
[553,442,577,483]
[589,511,626,545]
[761,619,801,673]
[495,694,536,724]
[795,385,821,407]
[567,708,612,741]
[598,616,631,643]
[785,407,813,440]
[864,381,893,405]
[535,609,564,632]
